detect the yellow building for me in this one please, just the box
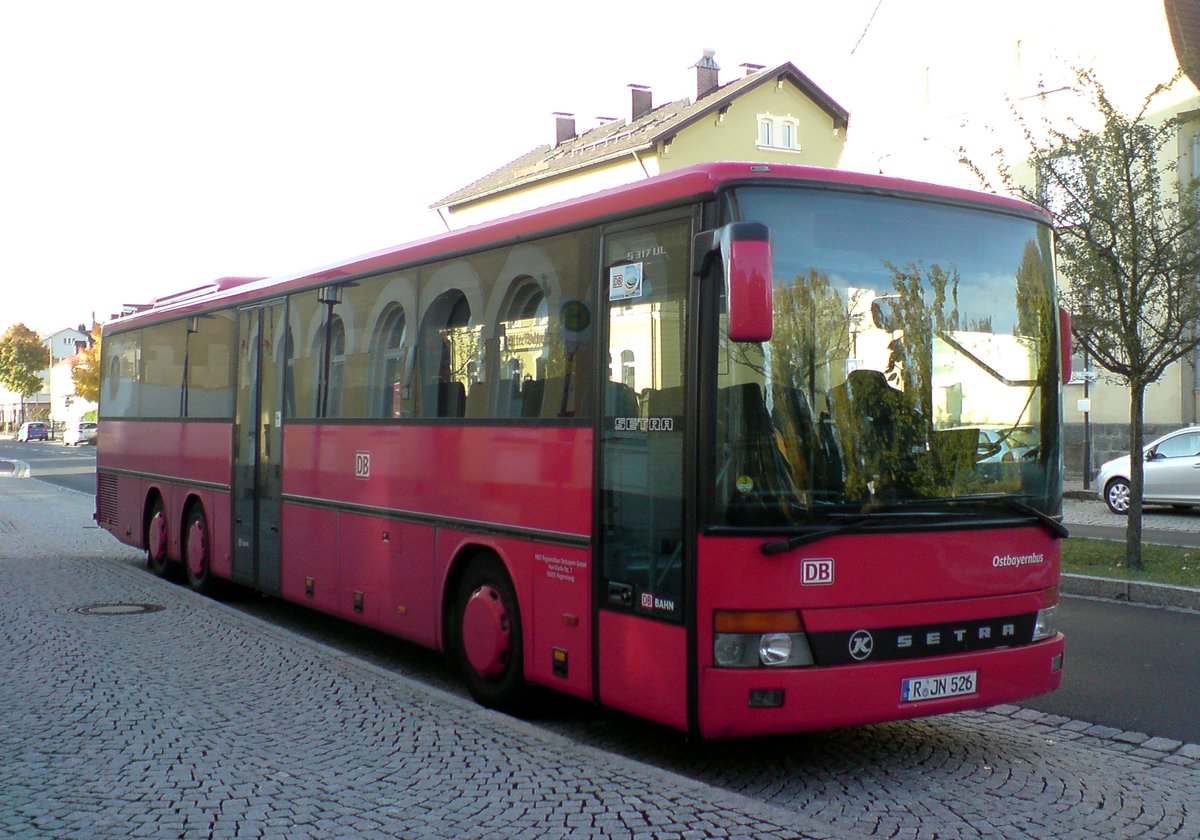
[432,51,849,229]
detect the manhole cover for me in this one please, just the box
[74,603,165,616]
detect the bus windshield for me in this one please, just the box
[713,186,1062,527]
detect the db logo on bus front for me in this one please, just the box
[802,558,834,586]
[354,451,371,479]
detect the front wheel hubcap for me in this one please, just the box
[1109,484,1130,512]
[461,585,512,680]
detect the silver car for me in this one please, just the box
[1096,426,1200,514]
[63,421,98,446]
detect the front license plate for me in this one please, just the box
[901,670,977,703]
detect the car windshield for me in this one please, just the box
[711,186,1062,527]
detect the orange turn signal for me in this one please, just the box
[714,609,804,633]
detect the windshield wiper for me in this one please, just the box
[759,508,950,555]
[760,515,876,555]
[996,498,1070,540]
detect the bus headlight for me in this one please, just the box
[713,610,814,668]
[713,632,814,668]
[1032,604,1058,641]
[714,634,756,667]
[759,632,793,665]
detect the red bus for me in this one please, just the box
[97,162,1066,738]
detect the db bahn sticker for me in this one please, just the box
[802,558,834,586]
[355,451,371,479]
[640,591,677,615]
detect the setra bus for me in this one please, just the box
[96,162,1067,738]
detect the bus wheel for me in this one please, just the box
[455,558,529,714]
[183,506,221,597]
[146,498,177,580]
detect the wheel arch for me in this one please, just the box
[180,492,207,536]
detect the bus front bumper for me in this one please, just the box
[697,634,1064,739]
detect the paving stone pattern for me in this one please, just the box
[1,480,1198,839]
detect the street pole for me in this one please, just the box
[1082,347,1091,490]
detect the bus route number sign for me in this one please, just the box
[355,451,371,479]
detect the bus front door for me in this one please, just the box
[597,217,693,730]
[231,300,285,594]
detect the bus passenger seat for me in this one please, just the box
[520,379,545,417]
[465,382,490,418]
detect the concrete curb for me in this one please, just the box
[1062,572,1200,611]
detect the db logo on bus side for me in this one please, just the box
[355,451,371,479]
[802,558,834,586]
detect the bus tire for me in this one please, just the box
[183,505,221,598]
[145,497,178,580]
[454,557,529,714]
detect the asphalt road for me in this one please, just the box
[0,438,96,494]
[1023,595,1200,744]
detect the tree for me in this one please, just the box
[0,324,50,424]
[966,68,1200,569]
[71,323,102,404]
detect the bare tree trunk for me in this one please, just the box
[1126,380,1146,570]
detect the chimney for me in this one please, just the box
[740,62,765,77]
[629,84,653,122]
[695,49,720,100]
[553,112,576,147]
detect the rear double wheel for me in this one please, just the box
[145,498,180,581]
[183,505,222,597]
[454,557,529,714]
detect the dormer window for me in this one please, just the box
[756,113,800,152]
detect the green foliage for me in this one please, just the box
[0,324,48,398]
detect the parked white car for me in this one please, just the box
[1096,426,1200,514]
[63,421,98,446]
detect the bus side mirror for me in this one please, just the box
[1059,306,1072,385]
[698,222,773,342]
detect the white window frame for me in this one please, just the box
[755,113,801,152]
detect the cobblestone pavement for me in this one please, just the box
[1063,489,1200,534]
[2,479,1198,839]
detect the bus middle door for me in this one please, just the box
[231,300,286,594]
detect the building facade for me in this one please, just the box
[432,51,849,229]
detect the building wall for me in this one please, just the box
[659,82,845,172]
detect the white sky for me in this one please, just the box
[0,0,1182,336]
